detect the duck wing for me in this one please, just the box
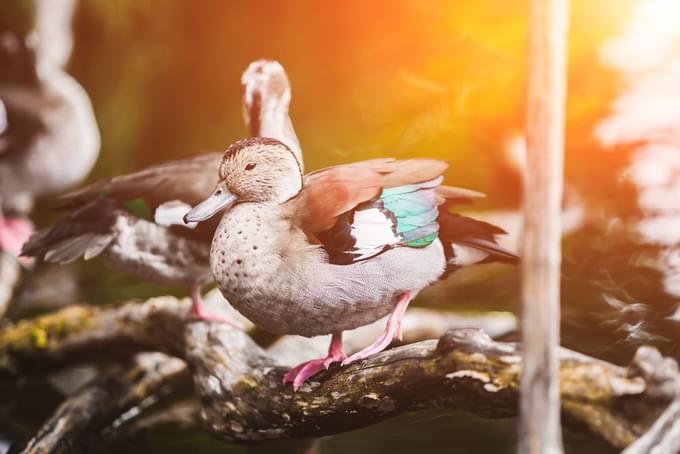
[22,198,118,263]
[61,152,222,209]
[60,152,222,242]
[298,158,450,264]
[22,153,223,261]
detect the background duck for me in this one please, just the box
[0,0,100,315]
[185,137,519,389]
[0,3,100,252]
[22,60,302,323]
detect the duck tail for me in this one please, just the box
[438,211,519,271]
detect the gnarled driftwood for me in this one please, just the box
[2,295,678,450]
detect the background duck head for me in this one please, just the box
[241,61,302,171]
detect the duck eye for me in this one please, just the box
[245,163,257,171]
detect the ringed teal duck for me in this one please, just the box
[23,60,301,324]
[185,137,519,389]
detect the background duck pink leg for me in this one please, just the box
[0,214,34,267]
[342,291,412,366]
[283,332,346,390]
[188,282,242,329]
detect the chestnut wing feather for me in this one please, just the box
[299,158,449,237]
[300,167,383,233]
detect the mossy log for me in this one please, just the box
[0,294,515,372]
[0,297,189,371]
[186,325,677,448]
[2,296,678,450]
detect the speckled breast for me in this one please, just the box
[210,203,447,337]
[210,203,311,334]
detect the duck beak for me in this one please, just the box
[184,184,237,224]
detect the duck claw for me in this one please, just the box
[284,333,346,390]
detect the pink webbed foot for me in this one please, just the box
[283,333,346,391]
[342,292,412,366]
[188,284,243,329]
[0,215,34,267]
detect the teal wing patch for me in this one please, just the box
[316,175,443,264]
[380,176,442,248]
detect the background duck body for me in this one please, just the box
[0,65,100,201]
[24,152,221,283]
[0,1,100,314]
[0,2,100,205]
[22,60,300,322]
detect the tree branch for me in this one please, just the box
[622,399,680,454]
[0,293,515,372]
[3,296,677,450]
[4,294,516,450]
[0,296,188,371]
[21,353,187,454]
[186,325,675,448]
[621,347,680,454]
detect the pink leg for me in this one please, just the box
[0,214,34,267]
[188,283,243,329]
[283,333,347,391]
[342,291,412,366]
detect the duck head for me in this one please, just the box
[241,60,290,136]
[241,59,303,171]
[184,137,302,223]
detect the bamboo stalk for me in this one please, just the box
[520,0,569,452]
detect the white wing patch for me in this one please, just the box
[449,242,489,266]
[349,207,400,260]
[154,200,197,229]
